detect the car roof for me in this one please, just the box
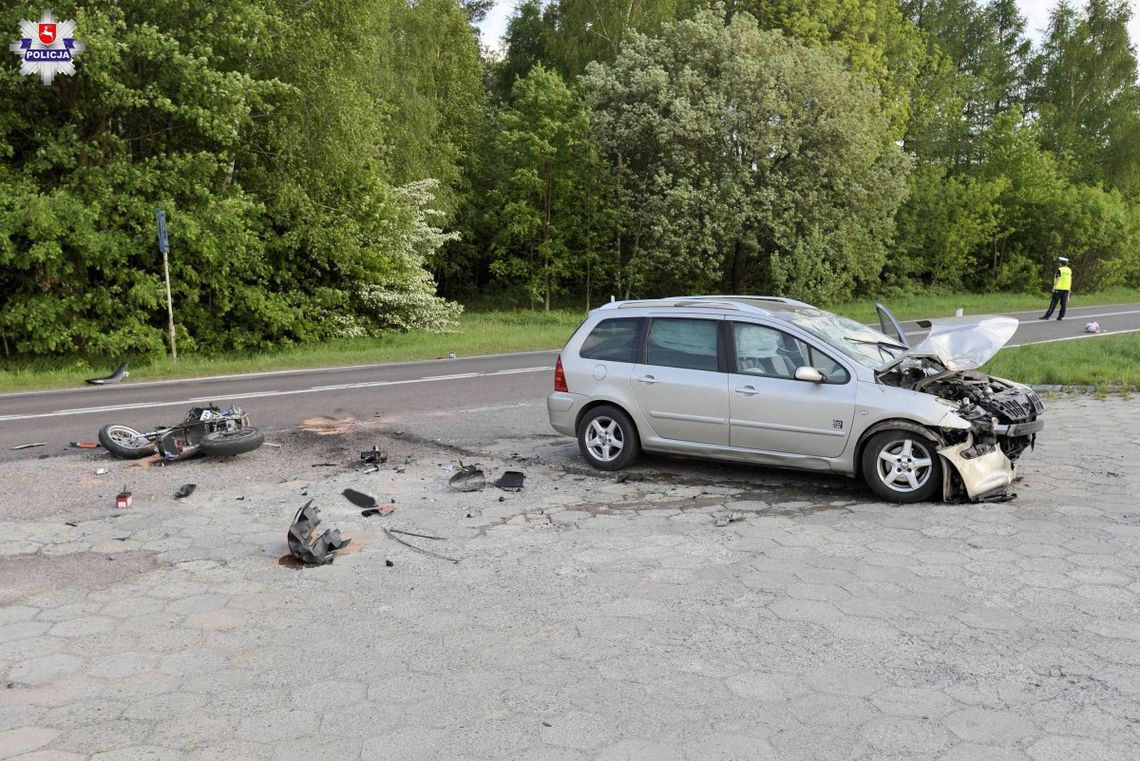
[595,295,816,320]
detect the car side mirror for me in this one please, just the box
[794,366,826,383]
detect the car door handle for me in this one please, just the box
[636,375,659,385]
[734,386,759,396]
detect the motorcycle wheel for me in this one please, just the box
[98,424,157,459]
[199,427,265,457]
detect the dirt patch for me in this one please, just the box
[0,551,159,604]
[300,417,358,436]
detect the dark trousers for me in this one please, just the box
[1043,289,1069,319]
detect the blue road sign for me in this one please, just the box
[155,207,169,255]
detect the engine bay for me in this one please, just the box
[877,356,1045,462]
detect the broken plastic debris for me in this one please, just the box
[10,442,46,450]
[494,471,526,492]
[115,487,133,510]
[287,500,350,566]
[85,362,129,385]
[448,461,485,492]
[342,488,378,509]
[361,505,396,517]
[95,467,109,475]
[360,446,388,464]
[713,513,743,527]
[174,483,197,499]
[70,441,101,449]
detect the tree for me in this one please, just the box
[487,65,606,309]
[493,0,556,100]
[583,8,909,303]
[722,0,929,138]
[547,0,698,76]
[0,0,473,359]
[1029,0,1140,195]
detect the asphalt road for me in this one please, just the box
[2,302,1138,462]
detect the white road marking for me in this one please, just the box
[1008,327,1140,345]
[0,350,559,400]
[899,308,1140,338]
[0,367,553,423]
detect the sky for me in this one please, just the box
[475,1,1140,54]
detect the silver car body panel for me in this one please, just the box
[879,315,1019,372]
[548,297,1042,500]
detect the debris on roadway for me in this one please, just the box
[287,500,349,566]
[493,470,526,491]
[85,361,129,385]
[449,461,485,492]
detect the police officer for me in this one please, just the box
[1040,256,1072,320]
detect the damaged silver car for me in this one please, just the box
[547,297,1044,503]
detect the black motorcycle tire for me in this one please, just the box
[98,424,158,459]
[199,427,265,457]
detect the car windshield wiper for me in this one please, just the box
[844,336,906,351]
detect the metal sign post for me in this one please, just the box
[154,207,176,363]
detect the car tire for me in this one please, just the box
[577,405,640,471]
[861,429,943,503]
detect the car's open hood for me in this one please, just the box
[878,315,1019,372]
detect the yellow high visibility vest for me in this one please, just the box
[1055,265,1072,291]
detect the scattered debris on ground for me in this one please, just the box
[10,442,46,450]
[174,484,197,499]
[449,461,485,492]
[382,527,458,563]
[360,446,388,464]
[69,441,101,449]
[85,362,129,385]
[713,513,743,527]
[286,500,349,565]
[494,471,526,492]
[342,488,378,508]
[95,467,108,475]
[361,505,395,517]
[115,487,133,510]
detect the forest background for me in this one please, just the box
[2,0,1140,361]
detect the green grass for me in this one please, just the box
[982,332,1140,388]
[0,310,586,393]
[5,287,1140,394]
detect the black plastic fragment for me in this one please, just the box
[342,488,378,509]
[287,500,350,566]
[360,446,388,464]
[174,483,197,499]
[85,362,129,385]
[494,471,525,492]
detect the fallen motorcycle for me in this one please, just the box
[97,404,264,461]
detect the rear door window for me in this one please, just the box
[645,318,720,372]
[579,318,644,363]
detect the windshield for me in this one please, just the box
[783,308,905,369]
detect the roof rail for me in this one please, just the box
[616,299,741,310]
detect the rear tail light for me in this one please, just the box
[554,355,568,392]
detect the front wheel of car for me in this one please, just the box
[861,430,943,503]
[577,405,640,471]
